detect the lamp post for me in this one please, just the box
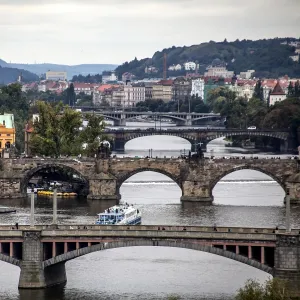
[53,183,58,226]
[285,188,291,233]
[30,186,35,228]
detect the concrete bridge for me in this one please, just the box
[1,157,300,204]
[0,225,299,295]
[78,109,222,126]
[103,128,291,152]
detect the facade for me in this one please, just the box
[46,71,67,81]
[152,80,173,102]
[93,84,120,106]
[290,55,299,62]
[269,81,286,106]
[168,64,182,71]
[238,70,255,79]
[73,83,95,95]
[144,82,154,101]
[145,66,158,74]
[191,78,204,99]
[204,66,234,78]
[173,77,192,102]
[184,62,197,71]
[102,71,117,84]
[229,80,256,100]
[124,82,145,107]
[0,114,15,151]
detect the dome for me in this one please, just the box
[211,58,226,67]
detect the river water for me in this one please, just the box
[0,131,298,300]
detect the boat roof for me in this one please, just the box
[97,204,137,216]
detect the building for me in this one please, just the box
[145,66,158,74]
[152,80,173,102]
[230,80,256,100]
[269,81,286,106]
[144,82,154,100]
[46,71,67,81]
[122,72,134,82]
[73,83,95,95]
[102,71,117,84]
[238,70,255,79]
[0,114,15,153]
[184,62,197,71]
[204,59,234,78]
[173,77,192,102]
[93,84,120,106]
[290,55,299,62]
[168,64,182,71]
[191,78,204,99]
[124,82,145,107]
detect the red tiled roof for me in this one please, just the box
[157,80,173,86]
[271,81,285,95]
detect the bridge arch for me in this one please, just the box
[123,134,195,150]
[209,165,286,199]
[20,163,89,196]
[116,168,182,193]
[0,253,21,267]
[42,240,273,275]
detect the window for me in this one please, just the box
[2,120,5,126]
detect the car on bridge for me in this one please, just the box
[247,126,256,130]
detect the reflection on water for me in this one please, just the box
[0,136,295,300]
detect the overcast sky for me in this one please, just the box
[1,0,300,65]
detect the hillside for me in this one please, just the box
[116,38,300,79]
[0,66,39,85]
[4,62,117,80]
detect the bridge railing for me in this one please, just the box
[0,225,298,234]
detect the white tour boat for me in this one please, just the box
[96,204,141,225]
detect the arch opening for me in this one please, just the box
[21,164,89,197]
[118,171,182,207]
[212,169,285,207]
[45,242,273,276]
[124,135,192,157]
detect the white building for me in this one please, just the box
[184,62,197,71]
[191,78,204,99]
[46,71,67,81]
[269,82,286,106]
[290,55,299,62]
[168,64,182,71]
[204,66,234,78]
[102,71,117,83]
[124,82,145,107]
[238,70,255,79]
[73,83,95,95]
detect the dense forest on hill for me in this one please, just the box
[0,66,39,85]
[116,38,300,79]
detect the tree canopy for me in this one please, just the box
[29,102,106,157]
[235,278,292,300]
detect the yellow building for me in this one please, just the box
[0,113,15,150]
[152,80,173,102]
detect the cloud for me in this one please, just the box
[0,0,299,65]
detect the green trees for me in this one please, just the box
[0,83,29,152]
[65,83,76,106]
[253,80,264,101]
[235,278,292,300]
[29,102,106,157]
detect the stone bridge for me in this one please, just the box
[77,108,222,126]
[103,128,291,152]
[1,157,300,204]
[0,225,299,296]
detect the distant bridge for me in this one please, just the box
[0,224,299,296]
[103,128,291,152]
[76,107,222,126]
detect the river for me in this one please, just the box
[0,131,297,300]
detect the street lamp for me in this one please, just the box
[285,188,291,233]
[30,186,35,228]
[52,183,58,226]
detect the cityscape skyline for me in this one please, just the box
[1,0,300,65]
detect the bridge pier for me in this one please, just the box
[19,230,67,289]
[191,140,207,153]
[114,118,126,127]
[181,181,213,204]
[274,233,300,297]
[112,138,125,152]
[87,178,120,202]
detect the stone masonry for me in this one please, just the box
[0,158,299,203]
